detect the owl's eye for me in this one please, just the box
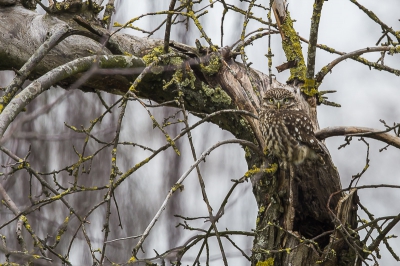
[268,98,274,103]
[284,98,291,104]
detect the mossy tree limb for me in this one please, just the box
[272,0,306,84]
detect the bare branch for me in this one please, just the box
[305,0,324,81]
[316,126,400,149]
[315,46,400,83]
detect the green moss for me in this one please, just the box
[281,12,306,82]
[202,83,231,106]
[302,78,319,96]
[181,70,196,89]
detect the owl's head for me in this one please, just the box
[262,88,297,110]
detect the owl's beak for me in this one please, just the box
[277,102,280,110]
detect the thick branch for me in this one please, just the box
[0,55,144,138]
[316,126,400,149]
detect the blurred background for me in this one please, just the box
[0,0,399,265]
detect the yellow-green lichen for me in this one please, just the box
[2,93,12,105]
[172,183,184,192]
[389,45,400,55]
[245,165,261,178]
[17,161,30,169]
[256,257,274,266]
[134,158,150,169]
[142,46,165,73]
[163,69,182,89]
[142,46,183,66]
[281,12,306,82]
[50,189,71,201]
[318,66,329,78]
[163,69,196,91]
[202,83,231,105]
[166,135,180,155]
[20,215,27,223]
[244,147,252,159]
[264,163,278,174]
[128,256,137,263]
[200,53,221,75]
[181,70,196,89]
[302,78,318,96]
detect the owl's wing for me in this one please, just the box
[281,110,324,154]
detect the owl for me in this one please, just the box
[259,88,323,166]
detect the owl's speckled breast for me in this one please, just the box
[261,110,298,162]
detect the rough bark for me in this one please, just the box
[0,3,357,265]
